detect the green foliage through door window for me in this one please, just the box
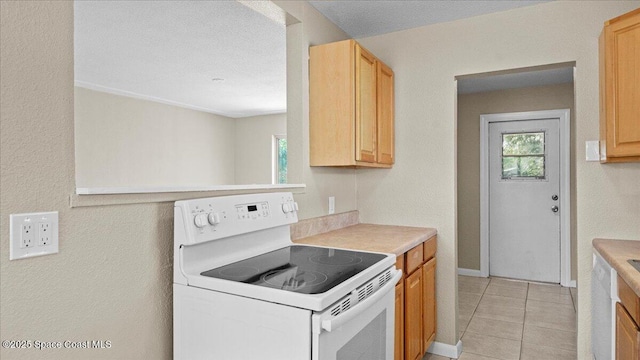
[501,132,545,179]
[275,136,287,184]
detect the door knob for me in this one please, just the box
[551,205,559,213]
[552,195,558,201]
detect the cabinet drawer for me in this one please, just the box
[618,275,640,325]
[406,243,424,274]
[423,235,437,261]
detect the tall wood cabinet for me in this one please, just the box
[616,275,640,360]
[310,39,395,168]
[599,8,640,163]
[395,235,437,360]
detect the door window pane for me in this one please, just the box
[502,132,545,179]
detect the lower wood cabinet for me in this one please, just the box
[395,235,437,360]
[617,275,640,360]
[616,302,640,360]
[395,283,404,360]
[405,269,423,360]
[423,257,437,350]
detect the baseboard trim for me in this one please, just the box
[458,268,483,277]
[427,340,463,359]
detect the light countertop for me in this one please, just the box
[293,223,437,256]
[593,238,640,297]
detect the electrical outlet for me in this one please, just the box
[21,224,35,248]
[328,196,335,215]
[38,222,51,246]
[10,212,59,260]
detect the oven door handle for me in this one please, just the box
[321,270,401,333]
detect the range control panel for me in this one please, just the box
[175,192,299,245]
[236,202,269,220]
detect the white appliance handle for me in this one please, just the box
[321,269,401,333]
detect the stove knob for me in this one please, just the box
[194,214,209,228]
[208,212,220,225]
[282,203,291,213]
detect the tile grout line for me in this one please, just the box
[519,281,530,360]
[465,278,525,360]
[569,287,577,313]
[461,283,483,337]
[461,278,490,336]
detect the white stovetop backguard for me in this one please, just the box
[173,192,395,311]
[174,192,298,283]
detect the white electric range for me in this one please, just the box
[173,192,401,360]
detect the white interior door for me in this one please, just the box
[489,118,560,283]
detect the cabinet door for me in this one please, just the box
[377,61,394,165]
[616,302,640,360]
[309,40,357,166]
[395,283,404,360]
[423,258,437,351]
[405,269,423,360]
[600,9,640,160]
[355,44,377,163]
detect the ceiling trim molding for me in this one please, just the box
[75,81,287,119]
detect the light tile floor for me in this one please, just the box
[423,275,577,360]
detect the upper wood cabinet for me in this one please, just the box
[599,8,640,163]
[377,61,395,165]
[310,39,395,168]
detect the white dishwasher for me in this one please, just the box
[592,251,619,360]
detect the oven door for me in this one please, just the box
[311,270,401,360]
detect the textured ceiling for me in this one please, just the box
[458,67,573,94]
[309,0,551,38]
[75,1,560,117]
[309,0,562,93]
[74,1,286,118]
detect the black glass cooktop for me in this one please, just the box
[201,245,386,294]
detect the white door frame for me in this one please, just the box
[480,109,572,287]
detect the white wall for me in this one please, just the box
[357,1,640,355]
[276,1,356,219]
[234,113,286,185]
[0,1,352,359]
[75,87,236,188]
[77,89,289,188]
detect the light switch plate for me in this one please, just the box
[10,212,59,260]
[586,141,600,162]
